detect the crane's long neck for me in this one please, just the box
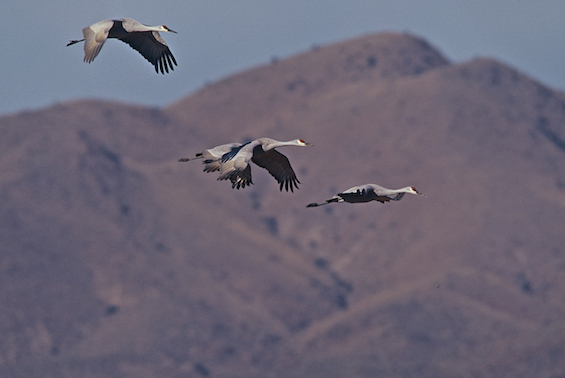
[119,18,167,33]
[261,139,300,151]
[145,25,166,32]
[393,186,423,197]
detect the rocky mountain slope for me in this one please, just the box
[1,32,565,377]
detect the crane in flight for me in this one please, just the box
[218,138,313,192]
[306,183,424,207]
[180,138,313,191]
[67,18,177,74]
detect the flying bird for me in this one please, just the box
[306,184,424,207]
[182,138,313,191]
[67,18,178,74]
[218,138,313,192]
[218,138,312,192]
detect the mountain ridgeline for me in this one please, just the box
[1,32,565,377]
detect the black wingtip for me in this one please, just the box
[279,179,300,192]
[154,55,176,74]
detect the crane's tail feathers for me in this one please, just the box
[67,39,85,46]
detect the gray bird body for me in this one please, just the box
[306,184,424,207]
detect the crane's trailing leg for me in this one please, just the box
[67,39,85,46]
[306,198,340,207]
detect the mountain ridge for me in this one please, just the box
[1,31,565,377]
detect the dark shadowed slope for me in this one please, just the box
[1,32,565,378]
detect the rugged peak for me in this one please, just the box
[167,32,450,120]
[281,31,451,82]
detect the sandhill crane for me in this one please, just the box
[306,184,424,207]
[182,138,312,191]
[67,18,177,74]
[179,143,250,189]
[217,138,313,192]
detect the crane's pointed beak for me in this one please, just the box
[168,28,178,34]
[413,188,425,196]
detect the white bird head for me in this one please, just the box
[407,186,425,196]
[296,139,314,147]
[161,25,177,33]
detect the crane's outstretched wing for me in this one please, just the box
[81,21,114,63]
[217,164,253,189]
[120,31,177,74]
[252,150,300,192]
[199,143,242,173]
[221,142,250,163]
[336,189,371,203]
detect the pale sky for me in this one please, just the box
[1,0,564,116]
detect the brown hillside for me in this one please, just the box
[1,32,565,378]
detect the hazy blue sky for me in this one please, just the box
[1,1,564,116]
